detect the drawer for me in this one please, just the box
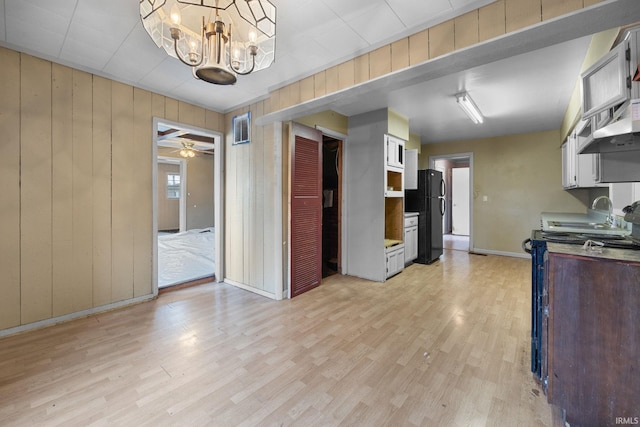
[404,216,418,228]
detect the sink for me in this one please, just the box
[548,221,607,229]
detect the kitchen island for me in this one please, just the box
[542,243,640,427]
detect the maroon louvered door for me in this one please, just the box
[290,124,322,297]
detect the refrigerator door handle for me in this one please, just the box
[440,179,446,197]
[440,198,446,216]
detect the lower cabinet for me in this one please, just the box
[404,224,418,264]
[543,249,640,426]
[385,244,405,278]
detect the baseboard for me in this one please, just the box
[0,294,156,338]
[471,247,530,259]
[224,278,279,300]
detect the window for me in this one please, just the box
[232,111,250,145]
[167,173,181,199]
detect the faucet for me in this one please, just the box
[591,196,614,225]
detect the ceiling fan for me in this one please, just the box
[157,126,215,158]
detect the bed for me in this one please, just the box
[158,227,215,288]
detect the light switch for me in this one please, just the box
[483,195,488,202]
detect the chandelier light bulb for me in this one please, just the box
[248,30,257,44]
[170,4,181,26]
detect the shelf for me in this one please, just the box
[384,239,403,248]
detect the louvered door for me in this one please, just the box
[290,124,322,297]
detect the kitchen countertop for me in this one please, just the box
[547,242,640,263]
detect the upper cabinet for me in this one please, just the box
[580,40,630,121]
[404,149,418,190]
[384,134,405,197]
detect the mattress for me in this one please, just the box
[158,227,215,288]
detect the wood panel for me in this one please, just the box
[583,0,602,6]
[165,97,179,122]
[178,101,196,127]
[479,0,506,42]
[354,54,370,85]
[506,0,542,33]
[262,120,276,294]
[455,11,479,50]
[314,71,326,98]
[409,29,429,66]
[429,21,455,59]
[225,111,243,281]
[325,66,339,95]
[71,69,94,313]
[20,54,53,324]
[298,76,313,103]
[391,38,409,72]
[250,104,265,290]
[111,82,135,302]
[51,64,74,317]
[0,47,21,329]
[133,88,153,298]
[337,61,355,91]
[240,117,251,283]
[370,45,391,80]
[92,76,113,307]
[541,0,582,20]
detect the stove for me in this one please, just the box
[523,227,639,382]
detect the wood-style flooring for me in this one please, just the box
[0,250,557,426]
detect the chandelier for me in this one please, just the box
[140,0,276,85]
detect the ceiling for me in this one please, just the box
[2,0,640,144]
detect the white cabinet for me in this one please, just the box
[405,149,418,190]
[563,121,606,189]
[581,40,631,120]
[386,244,405,278]
[384,134,405,197]
[385,134,405,169]
[404,215,418,264]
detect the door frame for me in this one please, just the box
[316,126,348,276]
[151,117,224,296]
[429,153,474,251]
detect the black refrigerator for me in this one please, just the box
[405,169,445,264]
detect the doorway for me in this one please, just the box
[432,154,473,252]
[152,118,223,293]
[322,135,342,277]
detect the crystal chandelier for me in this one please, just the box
[140,0,276,85]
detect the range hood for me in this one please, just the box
[580,100,640,154]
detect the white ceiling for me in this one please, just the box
[2,0,640,143]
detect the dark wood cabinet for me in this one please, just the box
[543,250,640,427]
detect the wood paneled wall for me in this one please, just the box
[224,103,278,295]
[0,47,223,332]
[268,0,602,113]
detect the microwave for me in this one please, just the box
[385,134,405,169]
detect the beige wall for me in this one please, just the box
[157,162,181,231]
[158,147,215,230]
[0,46,223,332]
[421,130,589,254]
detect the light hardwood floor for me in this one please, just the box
[0,250,557,426]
